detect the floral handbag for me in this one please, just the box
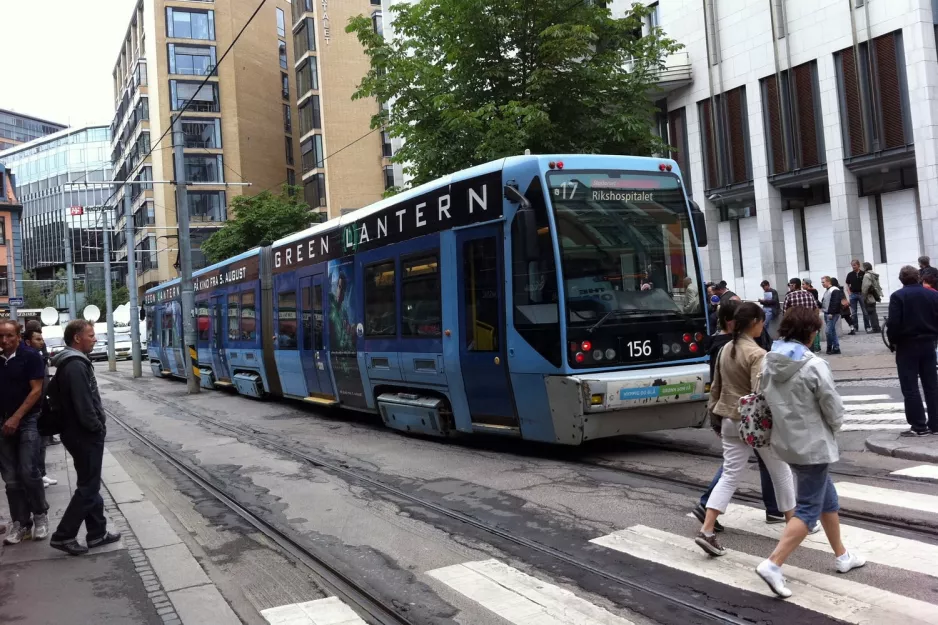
[738,374,773,448]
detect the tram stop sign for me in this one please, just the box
[8,297,23,307]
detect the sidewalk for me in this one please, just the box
[866,432,938,463]
[0,437,241,625]
[816,327,896,382]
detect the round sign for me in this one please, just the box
[83,304,101,323]
[114,304,131,325]
[40,307,59,326]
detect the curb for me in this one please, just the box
[864,436,938,463]
[834,376,899,383]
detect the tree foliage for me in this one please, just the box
[347,0,680,187]
[23,271,54,309]
[200,186,322,265]
[84,283,131,312]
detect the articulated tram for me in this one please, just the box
[144,154,710,445]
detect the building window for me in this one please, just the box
[301,135,324,172]
[294,17,316,60]
[304,174,326,207]
[283,104,292,133]
[181,154,224,183]
[276,7,286,37]
[298,96,321,136]
[645,2,660,31]
[176,118,222,148]
[297,58,319,94]
[834,30,912,157]
[281,72,289,100]
[133,200,156,229]
[372,11,383,37]
[189,191,226,221]
[279,41,287,69]
[170,81,220,112]
[383,165,394,190]
[365,261,396,337]
[285,136,294,166]
[292,0,312,26]
[667,107,692,195]
[286,168,296,186]
[382,131,392,157]
[401,255,442,337]
[168,44,216,76]
[697,86,752,190]
[371,0,381,4]
[0,216,5,245]
[0,266,8,297]
[761,61,825,175]
[166,8,215,40]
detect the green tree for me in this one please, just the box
[84,284,131,313]
[200,186,323,265]
[347,0,680,187]
[23,271,53,309]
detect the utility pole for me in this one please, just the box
[172,116,200,394]
[5,243,16,322]
[63,220,77,319]
[101,205,116,372]
[124,189,143,378]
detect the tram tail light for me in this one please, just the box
[682,333,692,343]
[575,352,586,364]
[581,340,593,352]
[689,342,700,354]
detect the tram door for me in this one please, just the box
[211,295,231,381]
[299,273,336,400]
[456,225,518,429]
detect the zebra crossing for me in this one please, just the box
[841,393,914,431]
[263,473,938,625]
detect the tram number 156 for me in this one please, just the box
[626,340,653,358]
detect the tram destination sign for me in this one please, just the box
[272,172,503,274]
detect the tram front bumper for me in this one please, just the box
[544,363,709,444]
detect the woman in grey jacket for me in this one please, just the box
[755,307,865,598]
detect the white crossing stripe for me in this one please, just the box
[841,395,892,402]
[261,597,366,625]
[843,413,908,421]
[845,402,907,413]
[591,526,938,625]
[713,506,938,579]
[891,465,938,481]
[842,423,911,431]
[427,559,634,625]
[836,482,938,515]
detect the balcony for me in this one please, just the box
[625,50,692,95]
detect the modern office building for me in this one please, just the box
[110,0,308,291]
[290,0,388,216]
[615,0,938,297]
[0,126,115,288]
[0,109,66,152]
[0,163,24,317]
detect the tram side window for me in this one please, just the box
[161,307,174,347]
[197,302,210,344]
[278,290,298,348]
[241,289,257,341]
[463,238,499,352]
[312,283,324,350]
[147,307,157,344]
[212,304,222,349]
[227,293,239,340]
[511,176,561,366]
[364,261,396,337]
[401,255,441,337]
[301,286,312,350]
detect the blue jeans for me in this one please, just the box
[0,414,49,527]
[848,292,869,330]
[700,452,781,516]
[825,314,841,350]
[790,463,839,527]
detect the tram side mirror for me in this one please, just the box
[689,200,708,248]
[505,185,539,261]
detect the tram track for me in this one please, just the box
[103,375,766,625]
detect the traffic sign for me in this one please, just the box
[70,205,84,216]
[8,297,24,306]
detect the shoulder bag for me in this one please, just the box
[707,346,725,433]
[738,369,773,448]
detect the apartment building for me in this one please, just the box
[0,163,23,318]
[290,0,388,216]
[0,109,66,152]
[110,0,302,291]
[620,0,938,298]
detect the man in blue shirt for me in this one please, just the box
[0,319,49,544]
[887,265,938,436]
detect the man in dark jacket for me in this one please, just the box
[845,259,870,335]
[887,265,938,436]
[49,319,121,555]
[919,256,938,283]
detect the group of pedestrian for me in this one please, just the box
[0,318,119,555]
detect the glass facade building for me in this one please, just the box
[0,109,66,152]
[0,126,119,286]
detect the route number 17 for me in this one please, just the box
[558,181,578,199]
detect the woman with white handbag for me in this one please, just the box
[755,307,865,598]
[695,302,796,557]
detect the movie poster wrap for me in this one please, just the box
[328,257,367,409]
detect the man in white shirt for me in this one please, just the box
[681,277,700,314]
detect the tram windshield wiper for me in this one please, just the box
[587,308,682,333]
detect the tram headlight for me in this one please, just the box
[592,349,604,361]
[605,348,616,360]
[671,342,682,354]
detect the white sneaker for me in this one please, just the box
[3,522,32,545]
[42,476,57,487]
[835,550,866,573]
[756,559,792,598]
[33,514,49,540]
[809,521,822,535]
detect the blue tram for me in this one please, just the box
[144,154,711,444]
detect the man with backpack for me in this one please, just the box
[47,319,120,555]
[861,262,883,333]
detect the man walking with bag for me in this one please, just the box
[860,263,883,333]
[48,319,120,555]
